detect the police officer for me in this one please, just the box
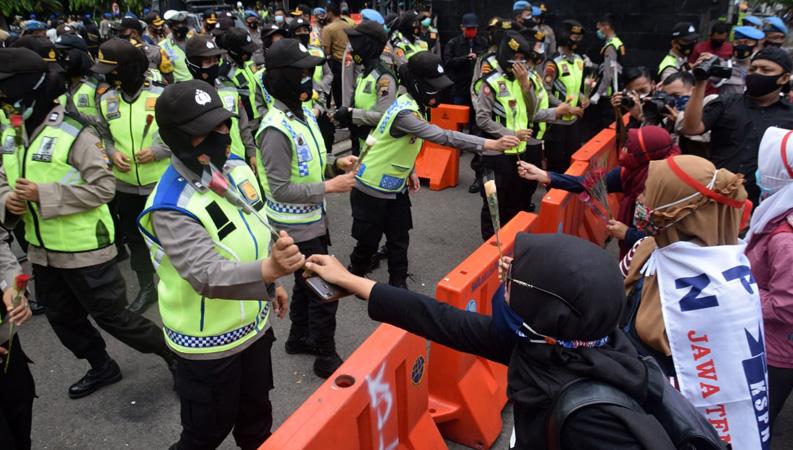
[218,27,268,134]
[256,38,359,378]
[143,12,167,44]
[419,7,441,56]
[762,16,788,49]
[92,39,171,314]
[0,47,172,399]
[591,14,625,130]
[137,79,304,450]
[391,11,428,66]
[658,22,698,82]
[185,34,257,164]
[333,21,396,156]
[544,20,589,173]
[117,16,175,85]
[160,10,192,82]
[54,33,100,121]
[349,51,519,285]
[533,4,556,58]
[721,26,765,96]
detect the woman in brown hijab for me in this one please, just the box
[622,155,751,373]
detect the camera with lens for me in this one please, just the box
[693,56,732,81]
[642,92,677,125]
[620,89,636,108]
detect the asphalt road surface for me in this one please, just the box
[14,152,791,449]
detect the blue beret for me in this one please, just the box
[734,25,765,41]
[244,10,258,18]
[361,9,384,25]
[764,16,788,35]
[743,15,763,27]
[513,1,532,12]
[313,7,326,16]
[24,20,47,31]
[532,6,542,17]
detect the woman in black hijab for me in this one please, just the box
[305,233,723,450]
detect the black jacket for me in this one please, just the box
[443,33,489,98]
[368,283,677,450]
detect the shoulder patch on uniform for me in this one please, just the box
[96,84,109,96]
[145,97,157,111]
[378,77,391,96]
[394,48,405,58]
[481,62,492,75]
[482,85,492,96]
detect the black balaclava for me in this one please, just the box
[503,233,650,449]
[349,33,384,73]
[398,12,419,41]
[264,66,311,120]
[397,61,447,113]
[161,124,232,175]
[57,48,93,79]
[171,23,189,41]
[496,31,532,79]
[105,48,147,97]
[0,71,55,133]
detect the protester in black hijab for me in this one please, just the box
[304,232,725,450]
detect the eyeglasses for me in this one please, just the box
[505,264,583,317]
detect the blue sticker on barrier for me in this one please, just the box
[411,355,425,385]
[466,299,477,312]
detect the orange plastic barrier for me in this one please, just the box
[260,324,445,450]
[534,123,621,246]
[429,212,538,449]
[415,104,470,191]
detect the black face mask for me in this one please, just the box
[745,73,784,97]
[187,59,220,86]
[679,41,695,56]
[248,22,259,31]
[349,33,383,67]
[765,41,783,48]
[194,130,232,169]
[118,33,133,41]
[297,34,310,47]
[172,27,188,40]
[733,44,755,60]
[58,48,93,79]
[264,66,311,118]
[710,39,725,49]
[106,68,145,96]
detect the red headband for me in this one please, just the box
[780,130,793,179]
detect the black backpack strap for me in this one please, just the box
[547,379,643,450]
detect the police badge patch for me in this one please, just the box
[238,180,259,203]
[77,94,90,108]
[222,95,236,113]
[1,136,15,155]
[106,96,120,120]
[498,81,509,97]
[32,136,56,162]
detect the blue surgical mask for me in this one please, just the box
[491,284,530,342]
[274,15,284,23]
[596,29,606,40]
[675,95,690,111]
[421,18,431,28]
[756,168,775,202]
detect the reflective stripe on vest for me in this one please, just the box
[99,85,170,186]
[218,86,246,159]
[485,71,528,153]
[254,106,326,225]
[356,94,423,193]
[553,55,584,121]
[159,38,191,82]
[12,115,115,252]
[138,157,271,354]
[529,71,549,140]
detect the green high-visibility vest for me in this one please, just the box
[4,113,114,252]
[217,84,246,159]
[158,38,191,82]
[529,70,549,140]
[658,53,681,77]
[393,32,429,60]
[137,157,272,355]
[352,66,393,148]
[99,84,170,186]
[231,62,270,121]
[58,78,99,119]
[552,54,584,121]
[308,46,325,85]
[484,70,529,154]
[0,110,19,188]
[254,105,326,225]
[473,53,500,97]
[601,36,625,63]
[356,94,423,193]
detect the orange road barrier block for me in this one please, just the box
[535,122,621,246]
[415,104,470,191]
[429,212,538,449]
[259,324,445,450]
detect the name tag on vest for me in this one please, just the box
[77,94,90,107]
[296,136,312,163]
[2,136,14,155]
[106,96,120,120]
[32,136,56,162]
[498,81,509,97]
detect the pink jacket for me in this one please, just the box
[746,212,793,369]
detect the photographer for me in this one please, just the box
[660,71,714,158]
[610,66,654,127]
[682,47,793,205]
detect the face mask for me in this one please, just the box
[248,21,259,30]
[632,199,659,235]
[297,34,310,47]
[106,69,145,96]
[274,15,284,24]
[679,41,695,56]
[188,60,220,86]
[745,73,783,97]
[421,18,431,28]
[765,41,783,48]
[633,170,719,234]
[596,29,606,40]
[194,130,232,169]
[172,27,188,40]
[299,76,313,102]
[710,39,725,49]
[463,28,477,39]
[118,33,132,40]
[675,95,690,111]
[733,44,754,60]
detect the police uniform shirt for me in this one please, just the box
[658,53,688,83]
[595,43,619,97]
[354,96,487,200]
[473,72,538,153]
[94,82,173,195]
[350,69,397,127]
[0,228,21,293]
[0,105,118,269]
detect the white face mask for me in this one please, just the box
[652,170,720,213]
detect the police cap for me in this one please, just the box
[91,38,142,74]
[0,47,49,80]
[155,79,233,137]
[265,38,323,70]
